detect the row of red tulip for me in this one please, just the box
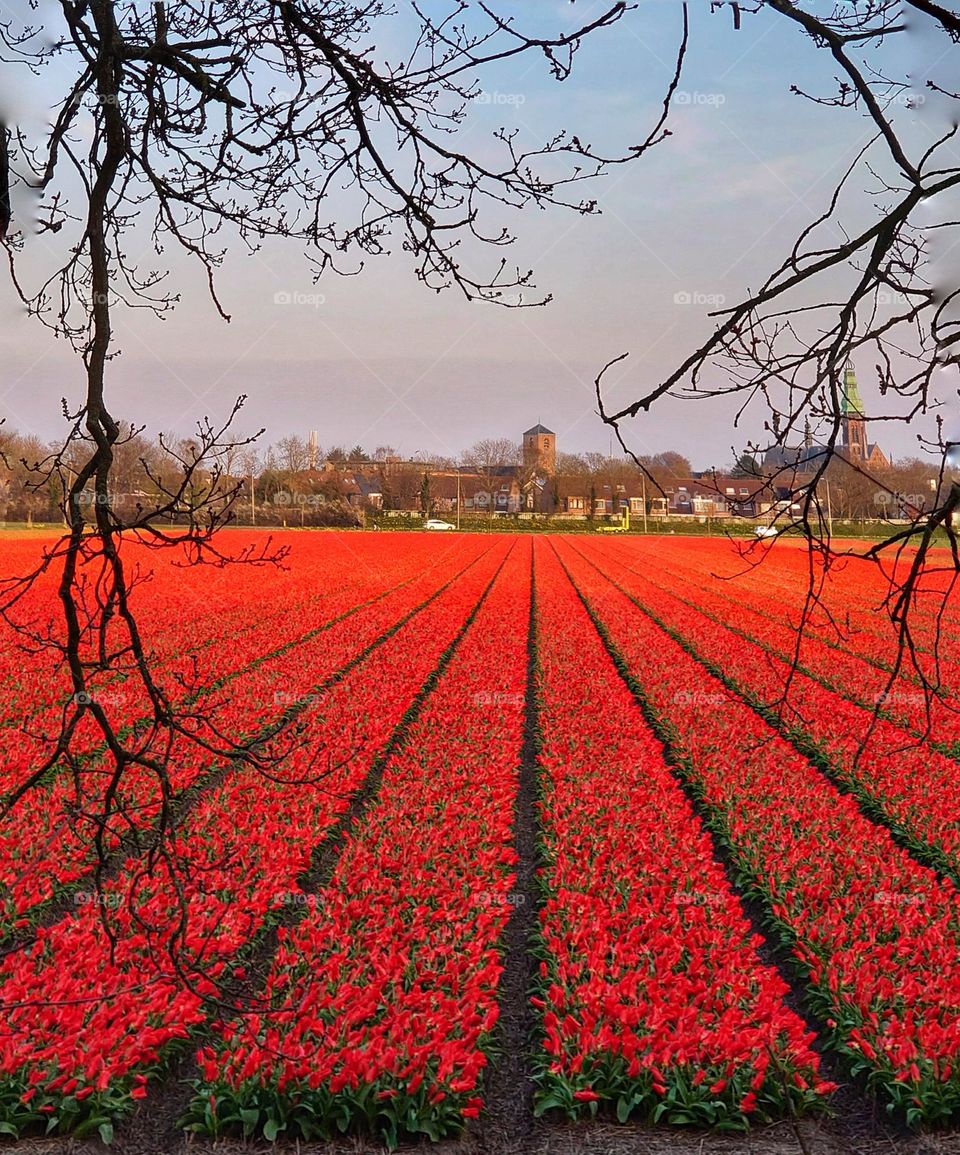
[619,536,956,674]
[0,537,492,935]
[596,538,960,738]
[577,540,960,881]
[0,535,295,770]
[0,532,411,795]
[556,539,960,1124]
[0,532,463,784]
[184,541,531,1146]
[531,541,834,1128]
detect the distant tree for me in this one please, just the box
[376,466,393,512]
[822,457,884,521]
[347,444,369,463]
[583,452,614,474]
[419,472,432,517]
[326,446,348,465]
[214,437,256,482]
[638,451,692,478]
[14,434,61,523]
[276,434,311,474]
[875,459,938,517]
[462,439,519,469]
[256,467,291,509]
[555,452,588,475]
[731,453,761,478]
[384,463,424,512]
[239,446,262,478]
[410,449,436,464]
[462,438,519,513]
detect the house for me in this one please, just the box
[351,472,383,510]
[649,476,770,518]
[340,474,362,508]
[554,480,645,518]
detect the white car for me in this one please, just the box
[754,524,778,538]
[424,519,455,531]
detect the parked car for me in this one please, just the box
[424,519,455,531]
[754,524,778,538]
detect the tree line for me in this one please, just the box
[0,422,938,524]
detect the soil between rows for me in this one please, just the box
[6,1115,960,1155]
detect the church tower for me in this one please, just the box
[841,361,868,460]
[523,424,556,475]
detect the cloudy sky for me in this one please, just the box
[0,1,948,467]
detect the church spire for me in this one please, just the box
[841,360,865,417]
[841,360,868,459]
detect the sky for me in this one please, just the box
[0,0,952,469]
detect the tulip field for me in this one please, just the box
[1,529,958,1151]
